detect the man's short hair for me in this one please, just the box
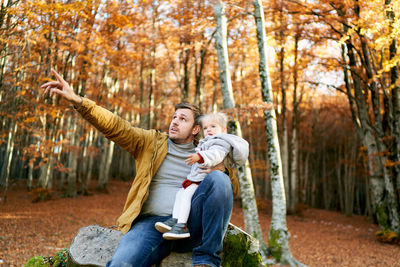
[175,102,202,126]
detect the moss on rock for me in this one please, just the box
[25,256,48,267]
[222,224,264,267]
[25,248,68,267]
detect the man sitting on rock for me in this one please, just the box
[42,69,239,267]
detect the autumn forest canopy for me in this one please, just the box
[1,0,400,244]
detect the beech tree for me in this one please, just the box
[334,0,399,234]
[283,0,400,234]
[253,0,305,265]
[213,0,269,259]
[385,0,400,210]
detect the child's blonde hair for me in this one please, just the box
[199,112,228,128]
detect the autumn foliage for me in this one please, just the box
[0,0,399,236]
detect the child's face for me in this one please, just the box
[202,118,227,137]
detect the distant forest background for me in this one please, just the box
[1,0,399,235]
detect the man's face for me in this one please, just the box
[169,108,200,144]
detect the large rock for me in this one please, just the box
[67,224,263,267]
[68,225,123,267]
[159,252,193,266]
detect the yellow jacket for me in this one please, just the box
[77,98,239,233]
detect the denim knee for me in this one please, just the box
[107,215,172,267]
[199,170,233,200]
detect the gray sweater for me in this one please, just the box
[141,139,196,216]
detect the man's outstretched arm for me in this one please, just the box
[40,69,159,158]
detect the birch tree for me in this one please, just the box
[0,121,17,203]
[253,0,305,265]
[213,0,269,259]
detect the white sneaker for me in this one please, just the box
[162,223,190,240]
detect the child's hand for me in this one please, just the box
[185,153,201,165]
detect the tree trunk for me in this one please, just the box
[138,53,145,126]
[347,20,399,232]
[27,161,34,191]
[356,7,400,232]
[194,35,212,109]
[310,166,317,207]
[147,1,158,129]
[275,9,289,206]
[279,39,290,208]
[344,142,356,216]
[340,34,362,217]
[288,29,300,213]
[336,2,388,227]
[105,141,115,187]
[84,130,97,192]
[38,155,54,189]
[213,0,268,259]
[321,151,330,209]
[56,119,64,189]
[289,125,298,212]
[302,151,310,204]
[147,71,155,129]
[86,155,95,191]
[0,0,18,87]
[348,44,389,229]
[342,0,400,233]
[38,114,60,189]
[253,1,304,265]
[386,0,400,232]
[66,117,78,198]
[0,121,17,204]
[337,144,344,212]
[97,138,114,190]
[181,46,191,102]
[38,114,49,188]
[80,128,94,194]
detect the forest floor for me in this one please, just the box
[1,179,399,267]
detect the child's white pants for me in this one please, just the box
[172,184,199,224]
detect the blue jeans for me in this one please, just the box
[106,171,233,267]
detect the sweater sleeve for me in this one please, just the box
[76,98,156,159]
[197,141,230,167]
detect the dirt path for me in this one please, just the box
[1,180,399,266]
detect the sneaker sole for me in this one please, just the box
[162,232,191,240]
[155,222,172,233]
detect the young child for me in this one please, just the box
[155,112,249,240]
